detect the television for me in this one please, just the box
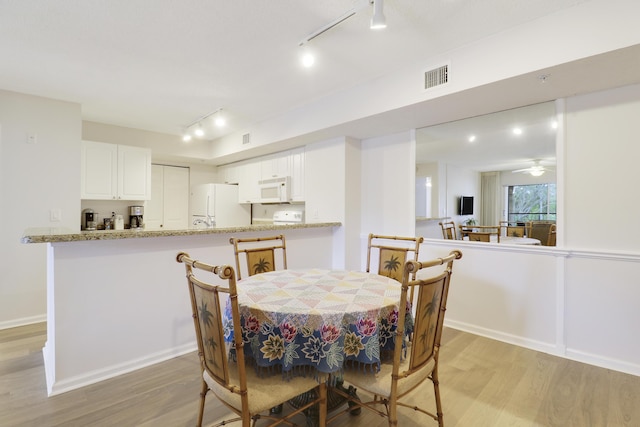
[459,196,474,215]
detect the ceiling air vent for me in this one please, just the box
[242,133,250,145]
[424,64,449,90]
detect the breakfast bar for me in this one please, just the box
[22,222,341,396]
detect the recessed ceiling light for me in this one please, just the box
[182,134,192,142]
[512,127,523,135]
[468,135,476,143]
[551,120,558,129]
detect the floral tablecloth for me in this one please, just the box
[223,269,412,376]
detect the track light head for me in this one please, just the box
[370,0,387,30]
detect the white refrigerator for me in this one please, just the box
[190,183,251,228]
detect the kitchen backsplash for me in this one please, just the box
[252,203,305,223]
[80,200,145,228]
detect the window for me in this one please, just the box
[507,184,556,223]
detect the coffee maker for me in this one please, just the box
[83,208,97,230]
[129,206,144,229]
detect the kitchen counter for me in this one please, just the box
[21,222,341,244]
[26,221,341,396]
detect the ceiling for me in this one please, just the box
[1,0,593,149]
[416,101,557,172]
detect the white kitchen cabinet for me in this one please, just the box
[261,152,290,180]
[81,141,152,200]
[219,163,240,184]
[145,165,189,230]
[290,146,305,202]
[237,160,261,204]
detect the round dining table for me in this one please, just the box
[463,235,541,245]
[223,268,411,377]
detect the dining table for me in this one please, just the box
[463,234,541,245]
[222,268,412,425]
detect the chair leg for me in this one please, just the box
[432,367,444,427]
[197,379,208,427]
[388,393,398,426]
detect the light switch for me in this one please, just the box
[50,209,62,222]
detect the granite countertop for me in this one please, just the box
[21,222,341,244]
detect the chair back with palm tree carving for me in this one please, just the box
[329,250,462,427]
[366,233,424,282]
[230,235,287,280]
[177,253,248,418]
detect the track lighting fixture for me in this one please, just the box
[214,109,226,127]
[370,0,386,29]
[181,108,226,141]
[298,0,387,68]
[194,123,205,138]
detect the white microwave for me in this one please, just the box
[259,176,291,203]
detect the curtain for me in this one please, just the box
[480,172,500,225]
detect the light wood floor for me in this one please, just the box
[2,323,639,426]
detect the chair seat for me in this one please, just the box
[342,354,435,398]
[204,366,319,415]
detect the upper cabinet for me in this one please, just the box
[261,153,291,180]
[290,146,305,202]
[81,141,152,200]
[237,160,261,204]
[219,163,240,185]
[217,147,306,203]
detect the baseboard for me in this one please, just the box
[444,319,640,378]
[444,319,559,356]
[0,314,46,331]
[564,348,640,378]
[47,343,197,396]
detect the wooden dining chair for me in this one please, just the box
[328,250,463,427]
[366,233,424,283]
[528,222,554,246]
[438,221,457,240]
[229,235,287,280]
[467,232,491,242]
[547,224,557,246]
[177,252,326,427]
[500,221,525,238]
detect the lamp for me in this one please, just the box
[370,0,386,29]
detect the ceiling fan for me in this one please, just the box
[512,160,551,177]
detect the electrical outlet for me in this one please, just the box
[50,209,62,222]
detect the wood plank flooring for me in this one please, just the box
[1,323,639,426]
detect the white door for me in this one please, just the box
[162,166,190,229]
[144,165,165,230]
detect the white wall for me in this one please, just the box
[445,164,480,225]
[360,130,416,270]
[359,83,640,377]
[0,90,80,329]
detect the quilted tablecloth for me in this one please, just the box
[223,269,412,376]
